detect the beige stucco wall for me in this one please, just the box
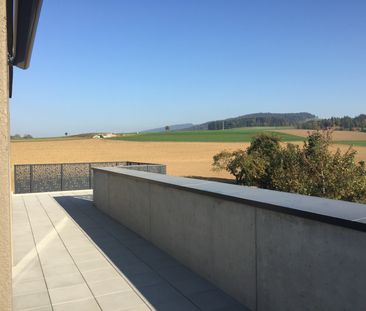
[0,0,12,310]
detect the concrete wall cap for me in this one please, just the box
[93,167,366,232]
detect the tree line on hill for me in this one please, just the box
[298,114,366,131]
[144,112,366,133]
[184,112,316,131]
[213,131,366,203]
[11,134,33,140]
[206,112,316,130]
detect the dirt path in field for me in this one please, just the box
[275,129,366,141]
[11,139,366,190]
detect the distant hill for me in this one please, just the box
[142,123,194,133]
[298,114,366,131]
[186,112,316,131]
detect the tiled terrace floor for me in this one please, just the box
[12,190,248,311]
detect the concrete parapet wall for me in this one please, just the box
[93,167,366,311]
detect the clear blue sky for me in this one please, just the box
[10,0,366,137]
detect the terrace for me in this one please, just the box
[2,2,366,311]
[12,190,247,311]
[11,166,366,311]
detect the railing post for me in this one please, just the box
[60,164,63,191]
[14,165,17,194]
[89,163,92,189]
[30,165,33,193]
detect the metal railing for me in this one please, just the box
[14,161,166,194]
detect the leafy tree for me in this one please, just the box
[213,131,366,203]
[246,134,281,188]
[213,150,266,185]
[247,134,281,157]
[271,143,305,193]
[11,134,21,140]
[165,126,170,131]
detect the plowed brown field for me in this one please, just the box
[11,138,366,189]
[275,129,366,141]
[11,139,247,180]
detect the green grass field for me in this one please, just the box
[335,141,366,147]
[110,127,305,142]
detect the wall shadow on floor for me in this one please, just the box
[54,195,248,311]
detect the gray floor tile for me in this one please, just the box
[39,254,75,267]
[42,263,79,277]
[49,283,93,304]
[155,295,200,311]
[76,258,111,272]
[215,304,251,311]
[38,250,70,262]
[129,245,167,261]
[115,261,153,278]
[126,271,164,288]
[146,256,179,270]
[88,277,131,297]
[122,305,151,311]
[82,267,121,283]
[108,252,142,267]
[53,297,101,311]
[172,275,216,295]
[13,265,44,283]
[13,291,51,311]
[39,244,67,254]
[45,272,85,289]
[96,290,145,311]
[67,244,96,255]
[13,279,47,297]
[137,283,183,305]
[157,265,197,283]
[189,289,240,311]
[22,306,53,311]
[71,250,106,263]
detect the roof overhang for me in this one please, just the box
[6,0,43,96]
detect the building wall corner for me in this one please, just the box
[0,0,12,310]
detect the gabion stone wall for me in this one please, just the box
[14,161,166,194]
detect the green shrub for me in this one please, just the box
[212,130,366,203]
